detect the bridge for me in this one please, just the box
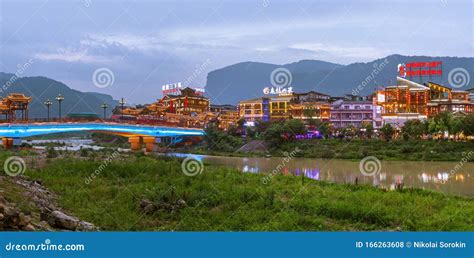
[0,123,205,151]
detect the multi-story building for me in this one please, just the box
[376,77,473,126]
[210,104,237,113]
[293,91,331,102]
[330,99,380,128]
[209,104,239,130]
[426,82,473,115]
[238,97,269,122]
[290,102,331,121]
[217,110,240,130]
[238,91,332,123]
[467,88,474,101]
[160,87,210,115]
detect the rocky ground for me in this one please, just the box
[0,175,97,231]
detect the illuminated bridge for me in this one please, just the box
[0,123,204,151]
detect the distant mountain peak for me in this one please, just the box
[205,55,474,105]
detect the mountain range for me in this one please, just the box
[1,54,472,117]
[205,54,474,104]
[0,72,118,119]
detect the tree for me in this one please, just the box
[342,124,357,138]
[401,119,426,140]
[307,119,330,138]
[448,115,463,140]
[360,122,374,139]
[255,120,271,136]
[380,123,394,141]
[204,124,242,152]
[461,114,474,137]
[262,122,286,147]
[284,119,306,138]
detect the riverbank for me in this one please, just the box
[2,151,471,231]
[182,139,474,162]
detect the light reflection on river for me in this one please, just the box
[170,153,473,197]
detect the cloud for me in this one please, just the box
[289,43,389,61]
[34,48,114,63]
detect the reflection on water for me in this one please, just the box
[170,153,474,197]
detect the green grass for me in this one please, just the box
[7,154,472,231]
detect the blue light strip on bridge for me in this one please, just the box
[0,123,204,138]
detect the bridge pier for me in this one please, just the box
[142,136,156,152]
[128,136,142,151]
[2,138,13,149]
[128,136,157,152]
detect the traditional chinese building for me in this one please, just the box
[0,93,32,122]
[160,87,210,115]
[376,77,473,125]
[426,82,473,115]
[209,104,239,130]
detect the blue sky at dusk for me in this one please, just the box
[0,0,472,103]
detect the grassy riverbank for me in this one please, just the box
[184,139,474,162]
[3,152,471,231]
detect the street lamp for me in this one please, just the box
[55,94,64,122]
[43,99,52,122]
[119,97,126,120]
[101,102,109,120]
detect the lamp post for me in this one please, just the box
[101,103,109,120]
[119,98,126,120]
[43,99,52,122]
[55,94,64,122]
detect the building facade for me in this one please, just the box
[330,99,380,128]
[160,87,210,115]
[238,91,332,123]
[376,77,474,126]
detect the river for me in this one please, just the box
[170,153,474,197]
[24,139,473,197]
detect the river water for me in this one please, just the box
[170,153,474,197]
[23,139,473,197]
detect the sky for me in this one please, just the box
[0,0,472,103]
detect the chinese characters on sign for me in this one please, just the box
[398,61,442,78]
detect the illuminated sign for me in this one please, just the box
[162,83,205,96]
[398,61,442,78]
[194,87,205,96]
[263,86,293,95]
[377,92,385,103]
[162,82,182,96]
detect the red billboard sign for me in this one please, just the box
[398,61,442,78]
